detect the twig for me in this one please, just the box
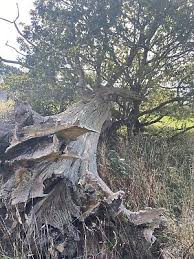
[6,41,26,57]
[0,3,36,48]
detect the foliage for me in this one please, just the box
[2,0,194,123]
[0,64,20,77]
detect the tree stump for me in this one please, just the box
[0,97,165,258]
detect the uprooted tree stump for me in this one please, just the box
[0,96,166,258]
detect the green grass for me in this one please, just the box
[155,116,194,131]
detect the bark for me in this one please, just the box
[0,97,165,259]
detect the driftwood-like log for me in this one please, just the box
[0,97,165,258]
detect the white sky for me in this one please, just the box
[0,0,34,61]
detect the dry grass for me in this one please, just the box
[99,133,194,257]
[0,100,14,119]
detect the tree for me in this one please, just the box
[1,0,193,133]
[0,1,193,257]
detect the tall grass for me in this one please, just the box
[99,133,194,257]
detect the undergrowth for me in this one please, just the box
[99,133,194,257]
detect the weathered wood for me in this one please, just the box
[0,97,165,258]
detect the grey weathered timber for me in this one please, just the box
[0,97,165,259]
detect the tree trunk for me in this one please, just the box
[127,83,144,136]
[0,97,165,259]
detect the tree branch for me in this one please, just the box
[96,86,143,101]
[105,47,138,88]
[141,115,165,126]
[0,56,29,68]
[170,124,194,139]
[0,3,36,49]
[139,95,190,117]
[6,41,26,57]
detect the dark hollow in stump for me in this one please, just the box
[0,97,165,258]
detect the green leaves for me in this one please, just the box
[5,0,194,131]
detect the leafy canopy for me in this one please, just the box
[2,0,194,132]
